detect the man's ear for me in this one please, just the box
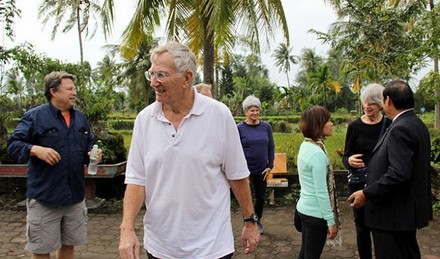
[384,96,396,110]
[49,87,56,96]
[182,70,194,88]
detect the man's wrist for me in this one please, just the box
[243,213,258,223]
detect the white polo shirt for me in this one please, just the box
[125,93,250,259]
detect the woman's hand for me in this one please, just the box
[327,224,338,239]
[262,168,271,181]
[348,154,365,168]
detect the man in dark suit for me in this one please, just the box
[349,80,432,259]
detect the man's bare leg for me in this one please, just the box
[31,253,50,259]
[56,245,74,259]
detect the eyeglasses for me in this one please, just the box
[144,70,170,83]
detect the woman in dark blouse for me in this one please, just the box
[342,83,392,259]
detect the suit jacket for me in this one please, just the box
[363,109,432,231]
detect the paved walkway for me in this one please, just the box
[1,200,439,259]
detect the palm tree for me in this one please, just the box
[93,55,121,90]
[300,48,323,73]
[307,65,341,108]
[38,0,115,64]
[5,68,26,111]
[118,0,289,87]
[273,43,299,87]
[295,48,324,87]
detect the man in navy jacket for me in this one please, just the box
[7,71,99,259]
[349,80,432,259]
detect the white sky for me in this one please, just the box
[2,1,338,87]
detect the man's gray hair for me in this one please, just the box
[360,83,384,108]
[242,95,261,112]
[194,83,212,92]
[150,41,197,76]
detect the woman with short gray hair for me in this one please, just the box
[237,95,275,234]
[342,83,392,259]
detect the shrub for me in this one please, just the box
[109,119,134,130]
[430,128,440,166]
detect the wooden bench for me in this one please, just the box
[267,153,288,205]
[0,162,126,209]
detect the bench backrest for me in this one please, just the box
[267,153,287,182]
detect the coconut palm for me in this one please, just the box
[300,48,323,73]
[5,67,26,111]
[38,0,115,64]
[307,65,341,108]
[118,0,289,86]
[273,43,299,87]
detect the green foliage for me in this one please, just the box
[416,71,440,112]
[273,125,347,170]
[270,120,292,133]
[219,52,277,115]
[430,132,440,166]
[0,95,13,163]
[313,0,427,81]
[273,133,301,170]
[109,119,134,130]
[79,85,114,130]
[0,0,21,39]
[110,130,132,153]
[434,200,440,214]
[94,132,126,164]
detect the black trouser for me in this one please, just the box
[297,212,327,259]
[349,184,372,259]
[249,173,267,220]
[372,229,420,259]
[147,252,233,259]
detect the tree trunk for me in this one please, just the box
[434,57,439,128]
[203,14,215,86]
[76,7,84,64]
[429,0,440,128]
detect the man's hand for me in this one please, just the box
[30,145,61,166]
[118,228,140,259]
[242,222,260,254]
[348,190,366,208]
[88,148,103,164]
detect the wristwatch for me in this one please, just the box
[243,213,258,223]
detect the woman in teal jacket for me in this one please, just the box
[296,106,338,259]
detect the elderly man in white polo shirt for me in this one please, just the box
[118,41,260,259]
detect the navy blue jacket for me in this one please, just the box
[7,102,93,207]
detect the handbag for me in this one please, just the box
[294,207,302,232]
[348,167,368,186]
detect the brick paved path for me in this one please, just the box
[1,200,439,259]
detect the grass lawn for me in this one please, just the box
[114,124,348,170]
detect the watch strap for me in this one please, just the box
[243,213,258,223]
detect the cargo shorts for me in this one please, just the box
[25,199,87,254]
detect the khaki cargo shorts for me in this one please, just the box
[25,199,87,254]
